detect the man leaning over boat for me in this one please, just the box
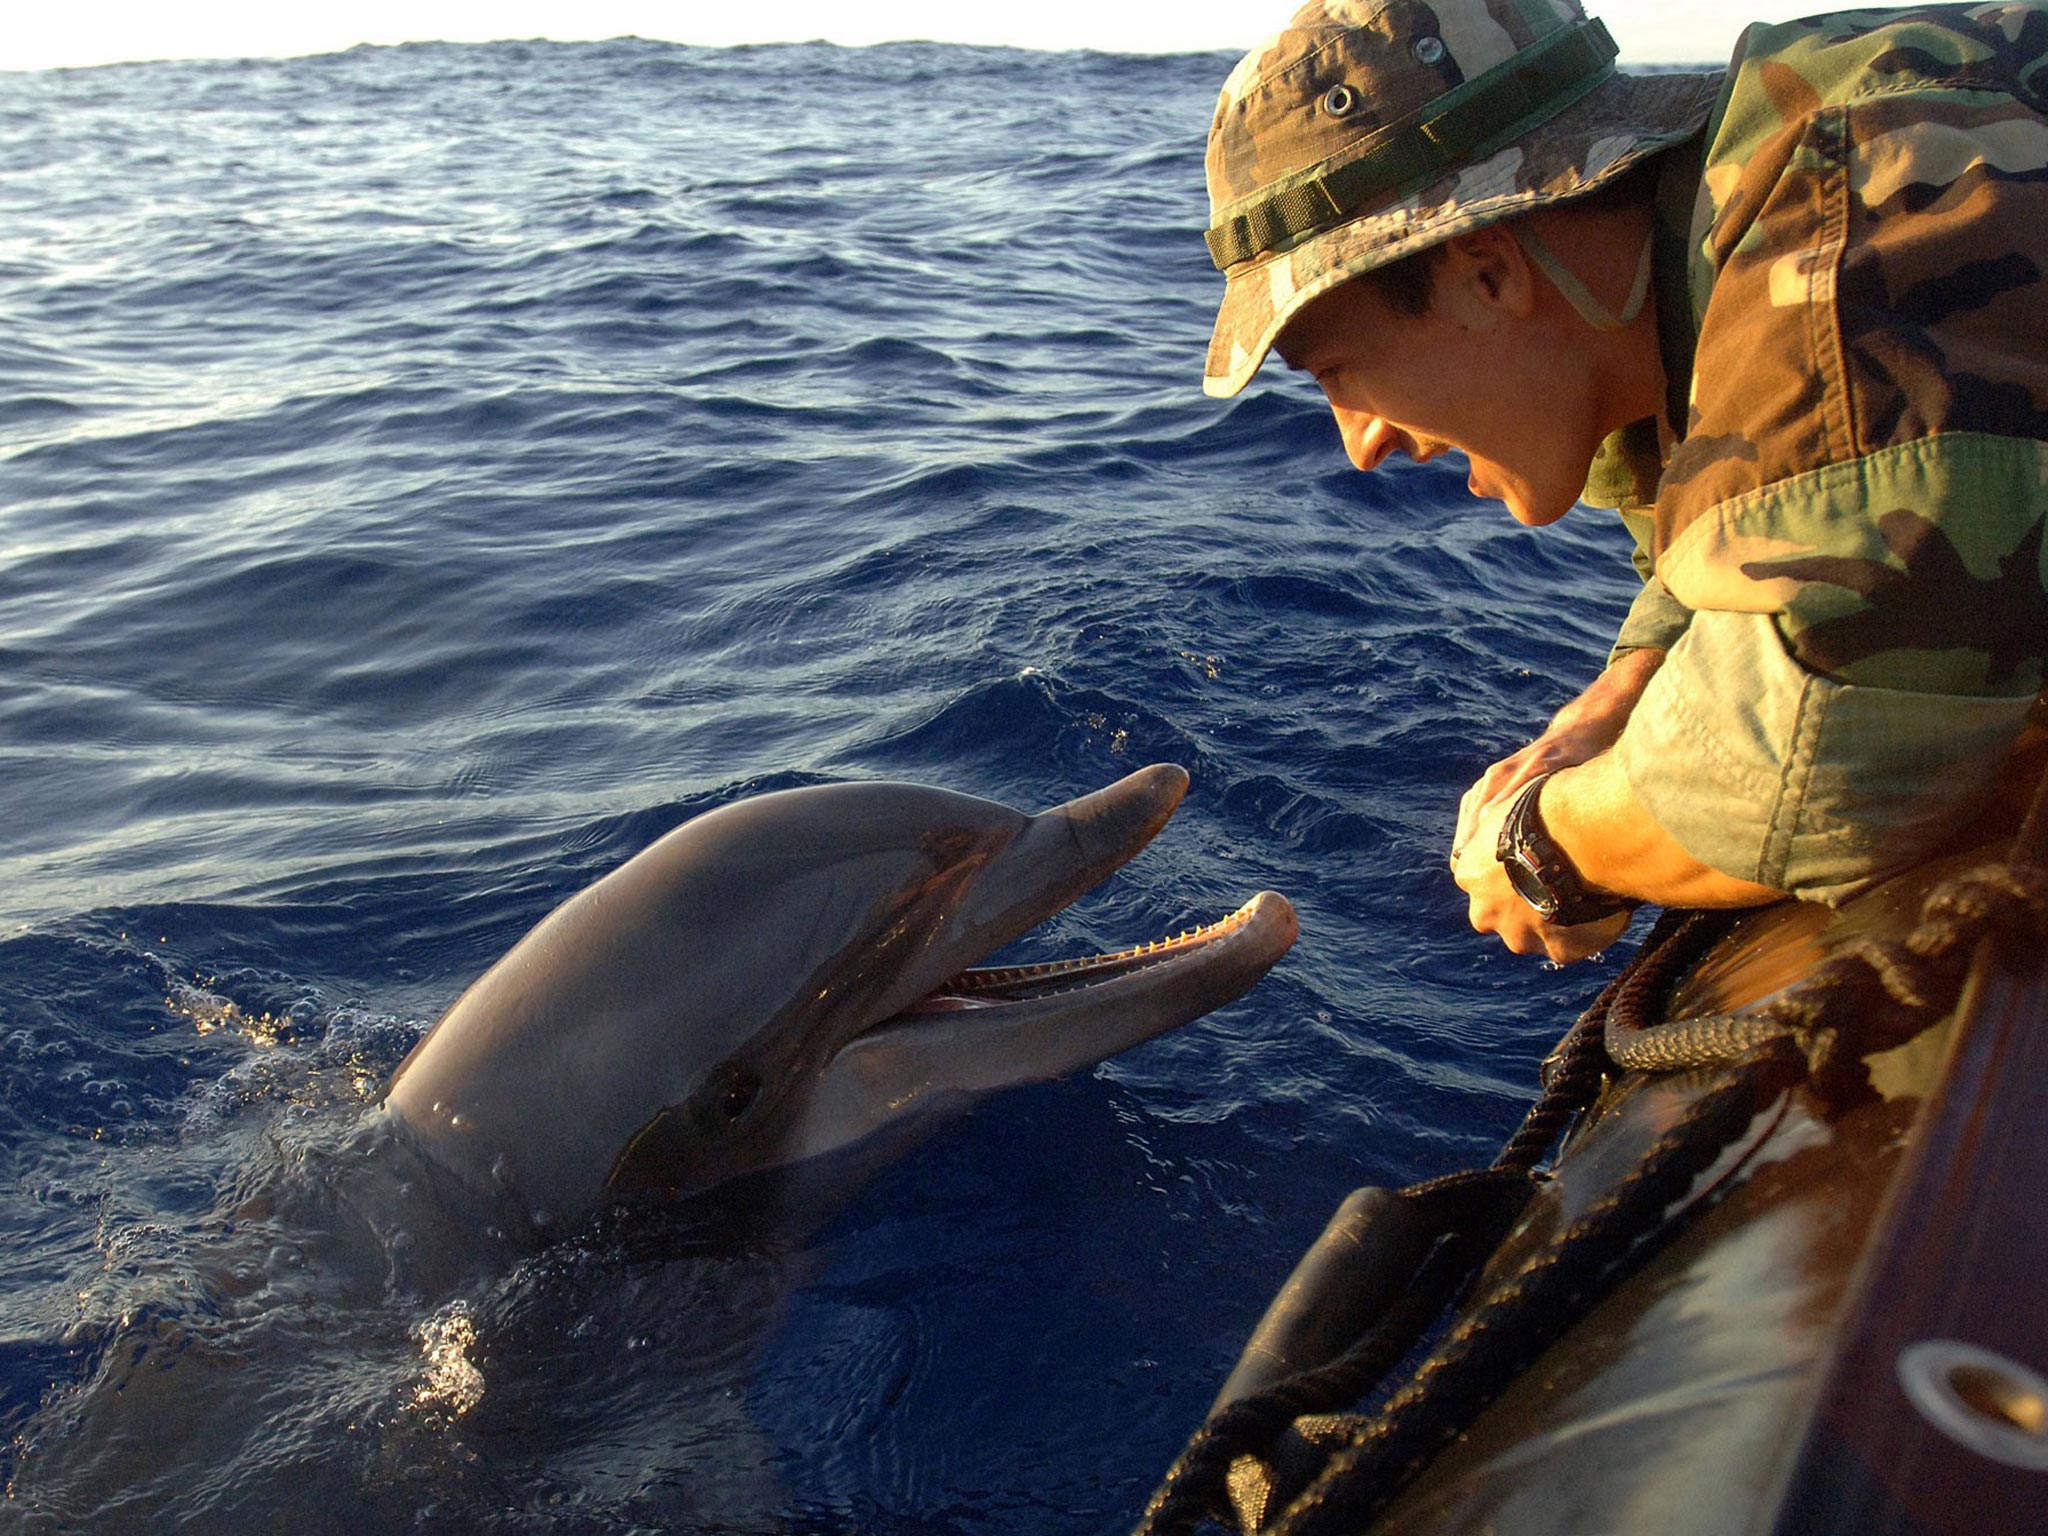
[1201,0,2048,962]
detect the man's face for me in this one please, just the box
[1272,249,1603,527]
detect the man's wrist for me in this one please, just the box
[1495,771,1635,925]
[1545,752,1788,909]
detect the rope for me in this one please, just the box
[1264,1046,1801,1536]
[1135,1172,1533,1536]
[1605,863,2048,1090]
[1133,946,1669,1536]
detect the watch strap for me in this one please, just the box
[1495,772,1636,926]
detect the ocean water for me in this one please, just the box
[0,38,1644,1534]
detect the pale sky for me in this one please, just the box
[6,2,1826,73]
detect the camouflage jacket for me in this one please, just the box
[1588,3,2048,900]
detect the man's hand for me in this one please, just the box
[1452,648,1665,861]
[1452,788,1632,964]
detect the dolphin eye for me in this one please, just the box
[712,1064,760,1124]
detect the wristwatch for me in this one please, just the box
[1494,772,1637,926]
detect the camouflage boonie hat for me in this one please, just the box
[1204,0,1722,397]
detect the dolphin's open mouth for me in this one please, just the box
[905,893,1293,1012]
[797,878,1293,1155]
[780,771,1296,1160]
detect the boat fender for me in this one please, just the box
[1207,1187,1432,1419]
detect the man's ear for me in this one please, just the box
[1434,225,1535,327]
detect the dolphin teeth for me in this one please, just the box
[931,895,1270,1001]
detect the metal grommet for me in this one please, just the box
[1413,35,1447,67]
[1897,1340,2048,1470]
[1320,83,1360,118]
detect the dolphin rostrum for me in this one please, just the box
[381,764,1296,1235]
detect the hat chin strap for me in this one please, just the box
[1510,223,1653,331]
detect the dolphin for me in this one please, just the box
[8,765,1295,1528]
[380,763,1296,1236]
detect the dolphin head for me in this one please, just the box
[381,765,1295,1234]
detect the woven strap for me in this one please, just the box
[1512,223,1654,330]
[1206,17,1619,271]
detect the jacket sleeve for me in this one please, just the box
[1615,46,2048,901]
[1618,606,2034,902]
[1609,504,1692,663]
[1610,577,1693,663]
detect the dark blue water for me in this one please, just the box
[0,38,1644,1533]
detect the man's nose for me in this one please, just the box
[1333,406,1403,473]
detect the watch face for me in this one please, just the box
[1503,855,1561,920]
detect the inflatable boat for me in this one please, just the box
[1138,806,2048,1535]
